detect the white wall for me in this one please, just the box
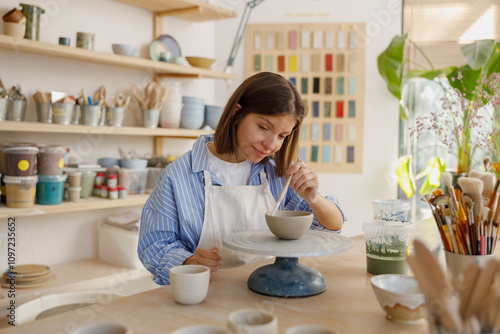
[214,0,403,236]
[0,0,402,267]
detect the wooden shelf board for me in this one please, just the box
[0,35,237,80]
[0,194,150,219]
[0,121,212,139]
[114,0,237,21]
[0,258,154,316]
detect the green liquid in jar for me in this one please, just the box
[366,254,407,275]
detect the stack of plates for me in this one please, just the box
[1,264,56,289]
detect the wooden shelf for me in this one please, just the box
[0,35,237,80]
[0,121,211,139]
[114,0,237,21]
[0,194,150,219]
[0,258,157,321]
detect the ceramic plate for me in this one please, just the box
[158,35,182,58]
[149,41,168,61]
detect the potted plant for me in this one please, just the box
[377,35,500,197]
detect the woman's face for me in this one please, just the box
[235,112,297,163]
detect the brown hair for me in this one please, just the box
[214,72,306,177]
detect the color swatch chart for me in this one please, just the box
[245,23,365,173]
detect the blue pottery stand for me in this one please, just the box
[223,230,353,298]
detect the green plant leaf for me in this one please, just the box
[482,42,500,76]
[461,39,495,70]
[377,34,408,100]
[396,155,414,198]
[447,65,482,100]
[415,156,445,195]
[405,67,456,82]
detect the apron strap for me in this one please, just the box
[203,169,213,186]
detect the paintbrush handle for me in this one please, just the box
[272,175,293,215]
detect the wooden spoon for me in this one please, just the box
[457,263,480,317]
[462,259,498,319]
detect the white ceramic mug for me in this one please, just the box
[286,324,340,334]
[169,265,210,305]
[227,308,278,334]
[172,325,231,334]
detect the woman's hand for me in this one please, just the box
[183,247,222,273]
[288,159,319,205]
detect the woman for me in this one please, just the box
[138,72,346,285]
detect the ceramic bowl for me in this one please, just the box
[180,108,204,129]
[370,274,426,324]
[265,211,313,240]
[112,44,138,57]
[98,157,120,168]
[185,56,215,69]
[119,159,148,169]
[182,96,204,105]
[204,105,223,129]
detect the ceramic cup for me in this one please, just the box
[227,308,278,334]
[169,265,210,305]
[172,325,231,334]
[444,251,495,278]
[59,37,70,46]
[286,325,340,334]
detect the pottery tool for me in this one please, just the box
[271,174,293,216]
[442,172,459,212]
[462,259,498,319]
[81,89,88,105]
[408,240,463,331]
[458,177,483,254]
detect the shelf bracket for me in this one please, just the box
[153,6,202,39]
[154,136,164,158]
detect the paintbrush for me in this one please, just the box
[459,177,483,254]
[443,172,459,212]
[271,174,293,216]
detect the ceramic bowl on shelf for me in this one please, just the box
[112,44,138,57]
[185,56,215,69]
[370,274,426,324]
[98,157,120,168]
[204,105,223,130]
[265,210,313,240]
[120,159,148,169]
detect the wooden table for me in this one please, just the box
[0,235,433,334]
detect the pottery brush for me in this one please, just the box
[424,195,452,252]
[479,172,496,205]
[271,174,293,216]
[443,172,459,212]
[458,177,483,253]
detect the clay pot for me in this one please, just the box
[2,8,25,23]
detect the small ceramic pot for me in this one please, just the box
[2,8,25,23]
[3,21,26,38]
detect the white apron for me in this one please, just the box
[198,169,275,269]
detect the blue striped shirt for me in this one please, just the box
[138,134,347,285]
